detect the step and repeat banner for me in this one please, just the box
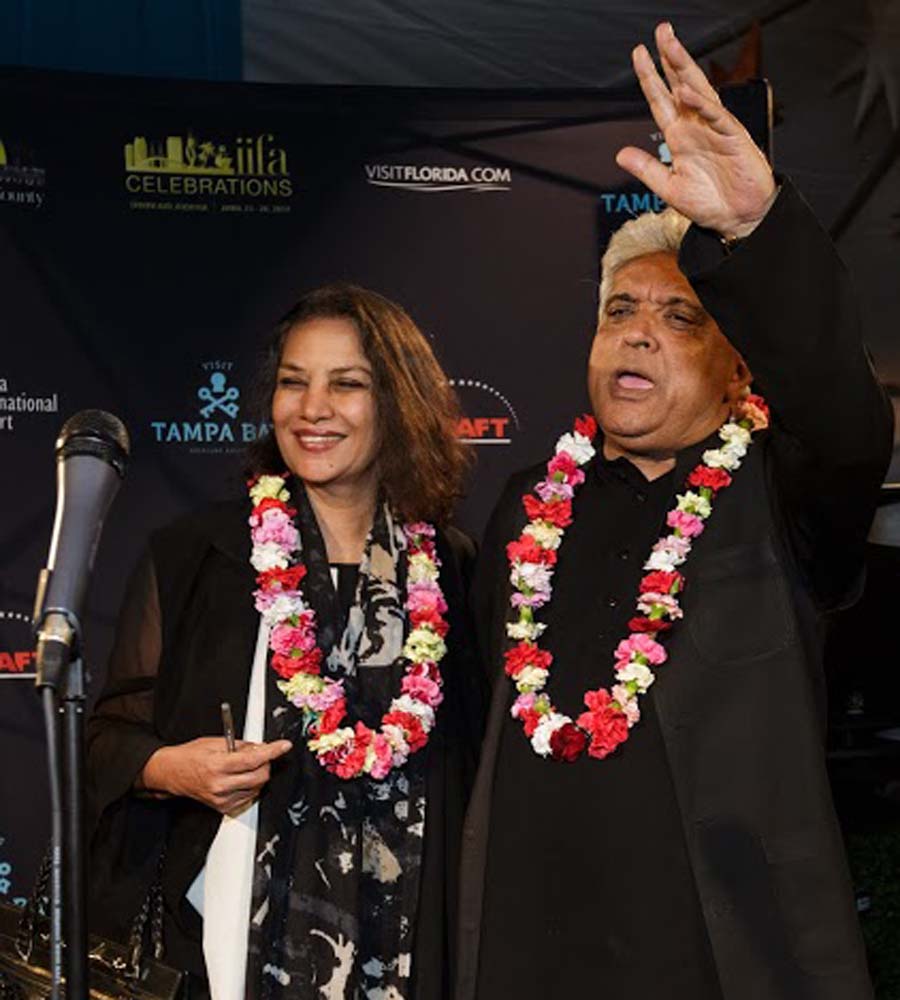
[0,70,767,898]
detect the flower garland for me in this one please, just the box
[505,394,770,762]
[248,474,448,780]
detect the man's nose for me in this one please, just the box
[622,318,658,351]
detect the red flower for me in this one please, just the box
[410,607,449,637]
[506,537,557,566]
[639,570,683,595]
[522,495,573,528]
[383,710,427,752]
[316,699,347,735]
[550,722,587,761]
[576,689,629,759]
[504,642,552,677]
[548,452,579,479]
[334,724,373,779]
[745,393,769,418]
[256,564,307,591]
[519,707,541,737]
[627,616,672,634]
[253,496,296,518]
[271,647,322,679]
[574,414,598,439]
[687,466,733,492]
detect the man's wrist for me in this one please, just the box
[719,185,780,243]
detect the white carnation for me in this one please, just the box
[260,592,305,627]
[514,665,549,692]
[391,694,436,729]
[555,432,595,465]
[513,562,553,592]
[407,552,439,583]
[530,713,568,757]
[702,447,740,471]
[720,423,750,447]
[615,661,655,693]
[676,491,712,517]
[506,619,547,641]
[251,541,290,573]
[644,548,680,572]
[523,522,563,550]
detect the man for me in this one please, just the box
[457,22,892,1000]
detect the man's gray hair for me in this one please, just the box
[598,207,691,319]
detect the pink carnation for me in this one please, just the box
[369,734,394,779]
[652,534,692,559]
[536,479,575,502]
[270,621,317,656]
[406,581,449,615]
[611,684,641,726]
[666,509,705,538]
[548,452,585,486]
[251,508,299,549]
[614,633,667,665]
[401,674,444,707]
[404,522,435,539]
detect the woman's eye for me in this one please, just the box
[278,377,306,388]
[334,379,366,389]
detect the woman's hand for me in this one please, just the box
[616,21,776,240]
[140,736,293,814]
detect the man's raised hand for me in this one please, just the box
[615,21,776,240]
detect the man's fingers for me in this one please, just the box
[676,86,741,136]
[655,22,719,103]
[615,147,672,202]
[632,44,676,131]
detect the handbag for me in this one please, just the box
[0,850,184,1000]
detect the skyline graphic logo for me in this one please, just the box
[124,130,294,211]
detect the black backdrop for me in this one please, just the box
[0,69,768,902]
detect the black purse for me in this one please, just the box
[0,851,184,1000]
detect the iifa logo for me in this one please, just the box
[450,378,520,445]
[124,130,294,209]
[150,361,270,454]
[0,136,47,209]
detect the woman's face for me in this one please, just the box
[272,317,380,500]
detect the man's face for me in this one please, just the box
[588,251,749,462]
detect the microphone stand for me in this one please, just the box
[61,655,88,1000]
[35,603,89,1000]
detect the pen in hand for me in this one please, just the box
[221,701,236,752]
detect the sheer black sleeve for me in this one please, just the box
[86,548,166,830]
[679,179,894,610]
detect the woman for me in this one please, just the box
[86,284,486,1000]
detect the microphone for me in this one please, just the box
[33,410,130,689]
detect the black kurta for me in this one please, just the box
[458,180,893,1000]
[85,504,487,1000]
[477,449,722,999]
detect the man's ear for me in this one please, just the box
[726,355,752,404]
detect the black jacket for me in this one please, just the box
[86,500,486,997]
[457,181,893,1000]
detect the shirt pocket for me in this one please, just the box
[686,540,797,665]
